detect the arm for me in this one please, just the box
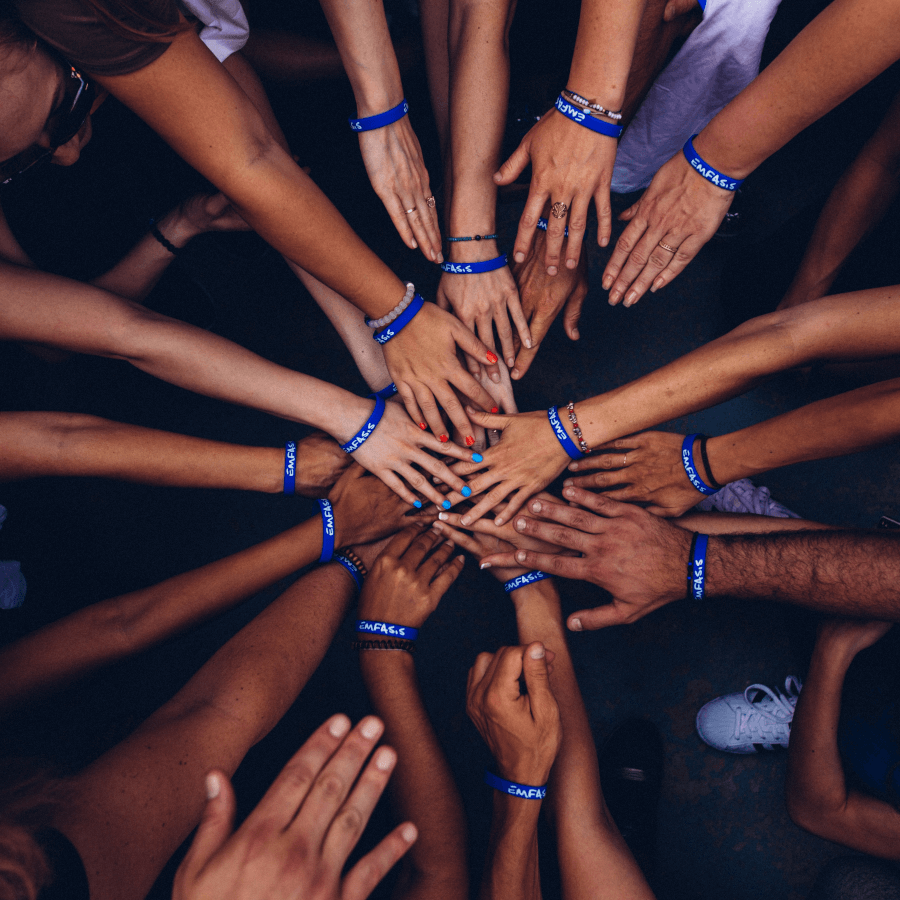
[786,619,900,858]
[603,0,900,307]
[482,792,542,900]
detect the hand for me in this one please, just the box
[663,0,702,22]
[172,714,416,900]
[495,108,618,275]
[478,487,691,631]
[509,227,589,380]
[178,192,251,236]
[292,432,353,498]
[454,361,518,454]
[466,644,561,785]
[564,431,700,517]
[436,265,531,377]
[815,618,893,660]
[602,146,734,308]
[358,524,465,630]
[382,302,499,443]
[358,118,442,263]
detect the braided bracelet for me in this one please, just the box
[341,396,387,454]
[687,532,709,600]
[682,135,743,192]
[283,441,296,494]
[373,294,424,344]
[352,639,415,653]
[681,433,717,496]
[440,255,507,275]
[349,99,408,132]
[555,95,623,139]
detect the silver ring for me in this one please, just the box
[658,241,678,253]
[405,207,417,215]
[623,454,627,467]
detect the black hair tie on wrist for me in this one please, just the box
[698,434,724,491]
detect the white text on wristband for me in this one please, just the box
[548,406,584,459]
[341,396,386,453]
[349,99,409,132]
[356,619,419,640]
[318,499,335,563]
[484,770,547,800]
[682,135,743,192]
[688,532,709,600]
[283,441,296,494]
[681,433,717,495]
[504,571,550,592]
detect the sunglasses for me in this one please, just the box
[1,64,96,185]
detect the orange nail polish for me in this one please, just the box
[465,435,475,447]
[439,434,449,443]
[418,422,427,430]
[486,351,498,364]
[491,407,499,414]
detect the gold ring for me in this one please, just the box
[551,201,569,219]
[425,196,436,209]
[623,454,627,467]
[658,241,678,253]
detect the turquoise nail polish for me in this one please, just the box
[413,500,423,508]
[461,486,472,498]
[442,500,452,510]
[471,453,483,463]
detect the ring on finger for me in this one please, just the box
[405,207,417,215]
[425,196,436,209]
[551,201,568,219]
[658,241,678,253]
[623,454,627,467]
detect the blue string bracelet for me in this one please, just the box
[688,532,709,600]
[341,396,387,453]
[369,382,398,400]
[682,135,743,192]
[440,254,507,275]
[548,406,584,460]
[356,619,419,640]
[681,433,717,496]
[554,94,624,139]
[373,294,424,345]
[446,233,498,243]
[349,98,408,132]
[485,771,547,800]
[537,217,568,237]
[504,571,550,593]
[318,499,336,563]
[333,553,364,591]
[283,441,296,494]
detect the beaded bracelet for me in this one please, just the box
[484,771,547,800]
[366,282,415,330]
[566,401,591,455]
[687,532,709,600]
[373,294,425,344]
[446,233,498,243]
[283,441,296,494]
[341,396,387,453]
[352,639,415,653]
[537,217,569,237]
[349,98,409,132]
[338,548,369,578]
[503,571,550,593]
[682,135,743,192]
[440,255,507,275]
[357,619,419,640]
[333,553,364,591]
[561,88,622,121]
[681,434,717,496]
[149,219,180,255]
[548,406,584,460]
[698,435,724,491]
[318,499,335,563]
[555,95,623,139]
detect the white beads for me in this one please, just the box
[366,282,415,329]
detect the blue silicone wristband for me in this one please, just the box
[283,441,297,494]
[369,382,398,400]
[681,433,717,496]
[555,95,624,139]
[318,499,335,563]
[373,294,424,345]
[689,532,709,600]
[537,217,568,237]
[334,553,363,591]
[682,135,743,192]
[356,619,419,640]
[504,571,550,593]
[484,771,547,800]
[341,396,386,454]
[349,99,409,132]
[548,406,584,460]
[440,254,508,275]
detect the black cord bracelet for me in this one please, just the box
[149,219,180,256]
[351,639,415,654]
[698,435,725,491]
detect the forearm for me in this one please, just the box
[359,651,468,898]
[481,795,542,900]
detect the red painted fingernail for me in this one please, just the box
[439,434,449,443]
[418,422,427,430]
[465,435,475,447]
[486,351,498,364]
[491,407,499,414]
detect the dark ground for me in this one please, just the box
[2,1,900,897]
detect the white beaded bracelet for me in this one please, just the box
[366,282,416,329]
[561,88,623,121]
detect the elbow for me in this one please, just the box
[786,784,847,840]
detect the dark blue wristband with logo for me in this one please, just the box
[341,396,387,454]
[373,294,424,345]
[440,254,507,275]
[349,98,408,132]
[537,217,568,237]
[318,498,336,563]
[333,553,364,591]
[548,406,584,460]
[485,771,547,800]
[681,433,717,496]
[688,532,709,600]
[554,94,624,139]
[369,382,398,400]
[682,135,743,192]
[283,441,297,494]
[504,571,550,593]
[356,619,419,640]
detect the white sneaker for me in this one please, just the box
[696,478,801,518]
[696,677,802,753]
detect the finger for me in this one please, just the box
[476,315,501,382]
[563,282,587,341]
[435,383,482,450]
[567,437,636,468]
[505,292,533,361]
[542,200,570,276]
[568,603,629,632]
[521,642,558,720]
[395,382,429,434]
[381,522,432,560]
[467,650,497,700]
[611,231,684,308]
[400,204,427,253]
[560,484,636,516]
[394,459,457,508]
[407,198,442,264]
[410,382,450,443]
[384,195,420,252]
[481,548,589,579]
[403,526,443,568]
[421,535,457,578]
[379,467,429,508]
[593,183,613,251]
[342,821,418,900]
[431,520,489,557]
[563,471,631,491]
[602,213,649,297]
[177,770,236,885]
[492,644,528,702]
[648,233,706,295]
[512,512,595,553]
[456,482,518,527]
[452,320,503,383]
[563,195,590,269]
[511,302,557,379]
[430,551,465,595]
[414,449,471,496]
[494,138,532,187]
[512,195,546,266]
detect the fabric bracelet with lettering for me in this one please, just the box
[554,95,624,139]
[548,406,584,460]
[504,571,551,593]
[681,433,717,496]
[341,396,386,454]
[688,532,709,600]
[440,254,508,275]
[283,441,297,494]
[537,217,568,237]
[682,135,743,192]
[349,98,408,132]
[484,770,547,800]
[318,498,336,563]
[356,619,419,640]
[333,553,363,591]
[373,294,424,345]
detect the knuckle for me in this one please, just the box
[333,805,365,838]
[314,772,346,800]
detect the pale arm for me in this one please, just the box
[481,794,542,900]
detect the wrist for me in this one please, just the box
[447,237,501,264]
[692,127,756,183]
[159,210,201,247]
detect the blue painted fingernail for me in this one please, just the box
[413,500,423,508]
[442,500,452,510]
[471,453,483,463]
[461,486,472,498]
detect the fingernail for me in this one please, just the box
[600,236,609,247]
[515,252,525,263]
[516,550,527,563]
[430,250,437,261]
[442,500,452,509]
[480,561,492,569]
[361,717,382,740]
[402,823,418,843]
[411,239,418,249]
[564,479,574,488]
[413,500,423,508]
[465,436,475,447]
[490,407,499,414]
[461,515,472,526]
[507,357,514,367]
[439,434,448,443]
[570,617,583,632]
[205,772,220,800]
[565,487,576,498]
[461,485,472,497]
[491,372,501,383]
[512,369,520,379]
[609,290,621,304]
[625,291,637,307]
[547,266,558,276]
[516,517,527,530]
[571,329,579,339]
[471,453,483,462]
[418,422,427,430]
[432,521,444,531]
[531,500,542,513]
[375,746,395,770]
[329,714,351,738]
[495,517,504,526]
[438,512,449,521]
[529,644,545,659]
[524,338,532,349]
[602,276,612,290]
[486,351,498,364]
[566,259,576,269]
[569,462,578,471]
[436,252,444,264]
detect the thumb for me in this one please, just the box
[567,604,628,632]
[522,642,555,712]
[177,771,236,884]
[563,289,586,341]
[494,140,531,186]
[465,406,511,431]
[618,202,640,222]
